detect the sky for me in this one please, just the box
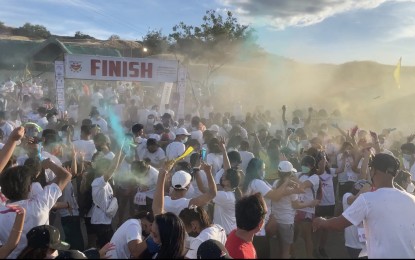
[2,0,415,65]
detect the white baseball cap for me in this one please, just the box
[171,170,192,190]
[176,127,191,136]
[278,161,297,173]
[208,124,220,132]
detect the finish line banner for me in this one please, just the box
[64,54,179,82]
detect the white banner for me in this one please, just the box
[177,66,187,120]
[54,61,65,112]
[159,82,173,114]
[64,54,179,82]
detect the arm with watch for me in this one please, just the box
[0,205,26,259]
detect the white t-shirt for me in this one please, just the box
[342,193,365,250]
[319,169,336,206]
[107,219,143,259]
[190,129,204,146]
[342,188,415,258]
[296,173,320,214]
[185,224,227,259]
[91,117,108,133]
[138,147,166,167]
[91,176,115,225]
[206,153,223,177]
[189,170,208,198]
[164,196,190,216]
[403,158,415,181]
[29,182,43,200]
[135,166,159,200]
[73,139,97,161]
[0,183,62,259]
[239,151,255,174]
[213,191,237,234]
[166,141,185,161]
[58,180,80,218]
[272,180,298,225]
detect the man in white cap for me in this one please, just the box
[154,163,217,217]
[165,127,191,161]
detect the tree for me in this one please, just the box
[12,22,51,39]
[169,10,260,97]
[141,29,170,55]
[74,31,95,39]
[108,34,120,41]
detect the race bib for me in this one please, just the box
[134,192,147,206]
[358,227,366,243]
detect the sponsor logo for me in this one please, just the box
[70,61,82,73]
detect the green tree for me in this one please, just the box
[141,29,170,55]
[169,10,260,96]
[74,31,95,39]
[13,22,51,39]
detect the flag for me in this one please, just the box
[393,57,401,89]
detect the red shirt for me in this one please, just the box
[225,230,257,259]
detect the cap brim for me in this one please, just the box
[50,241,70,251]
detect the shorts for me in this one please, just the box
[315,205,335,217]
[294,211,314,223]
[276,223,294,245]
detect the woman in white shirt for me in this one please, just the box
[132,160,159,214]
[214,168,242,235]
[206,138,224,177]
[337,142,360,201]
[342,180,371,259]
[179,206,227,259]
[90,147,124,248]
[272,161,319,259]
[242,158,303,259]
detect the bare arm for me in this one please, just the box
[312,215,353,232]
[104,146,125,182]
[220,137,231,172]
[0,126,24,173]
[42,158,72,191]
[292,199,320,209]
[153,160,175,215]
[189,162,217,207]
[128,239,147,259]
[194,170,208,194]
[0,206,26,259]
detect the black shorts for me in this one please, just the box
[315,205,335,217]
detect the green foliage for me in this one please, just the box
[142,29,170,55]
[74,31,95,40]
[12,22,51,39]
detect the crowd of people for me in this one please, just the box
[0,77,414,259]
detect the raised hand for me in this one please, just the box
[10,126,25,142]
[201,161,213,174]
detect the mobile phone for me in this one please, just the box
[201,148,207,161]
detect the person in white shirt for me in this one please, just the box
[272,161,319,259]
[214,168,242,235]
[179,206,227,259]
[337,142,360,201]
[138,138,166,169]
[0,111,14,142]
[72,125,97,161]
[342,180,371,259]
[0,157,72,259]
[107,211,154,259]
[239,140,255,174]
[93,133,115,161]
[90,108,108,133]
[206,138,224,177]
[294,156,321,259]
[36,107,49,130]
[90,146,124,248]
[165,128,190,161]
[400,143,415,182]
[190,116,204,146]
[313,153,415,259]
[242,158,304,259]
[131,160,159,213]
